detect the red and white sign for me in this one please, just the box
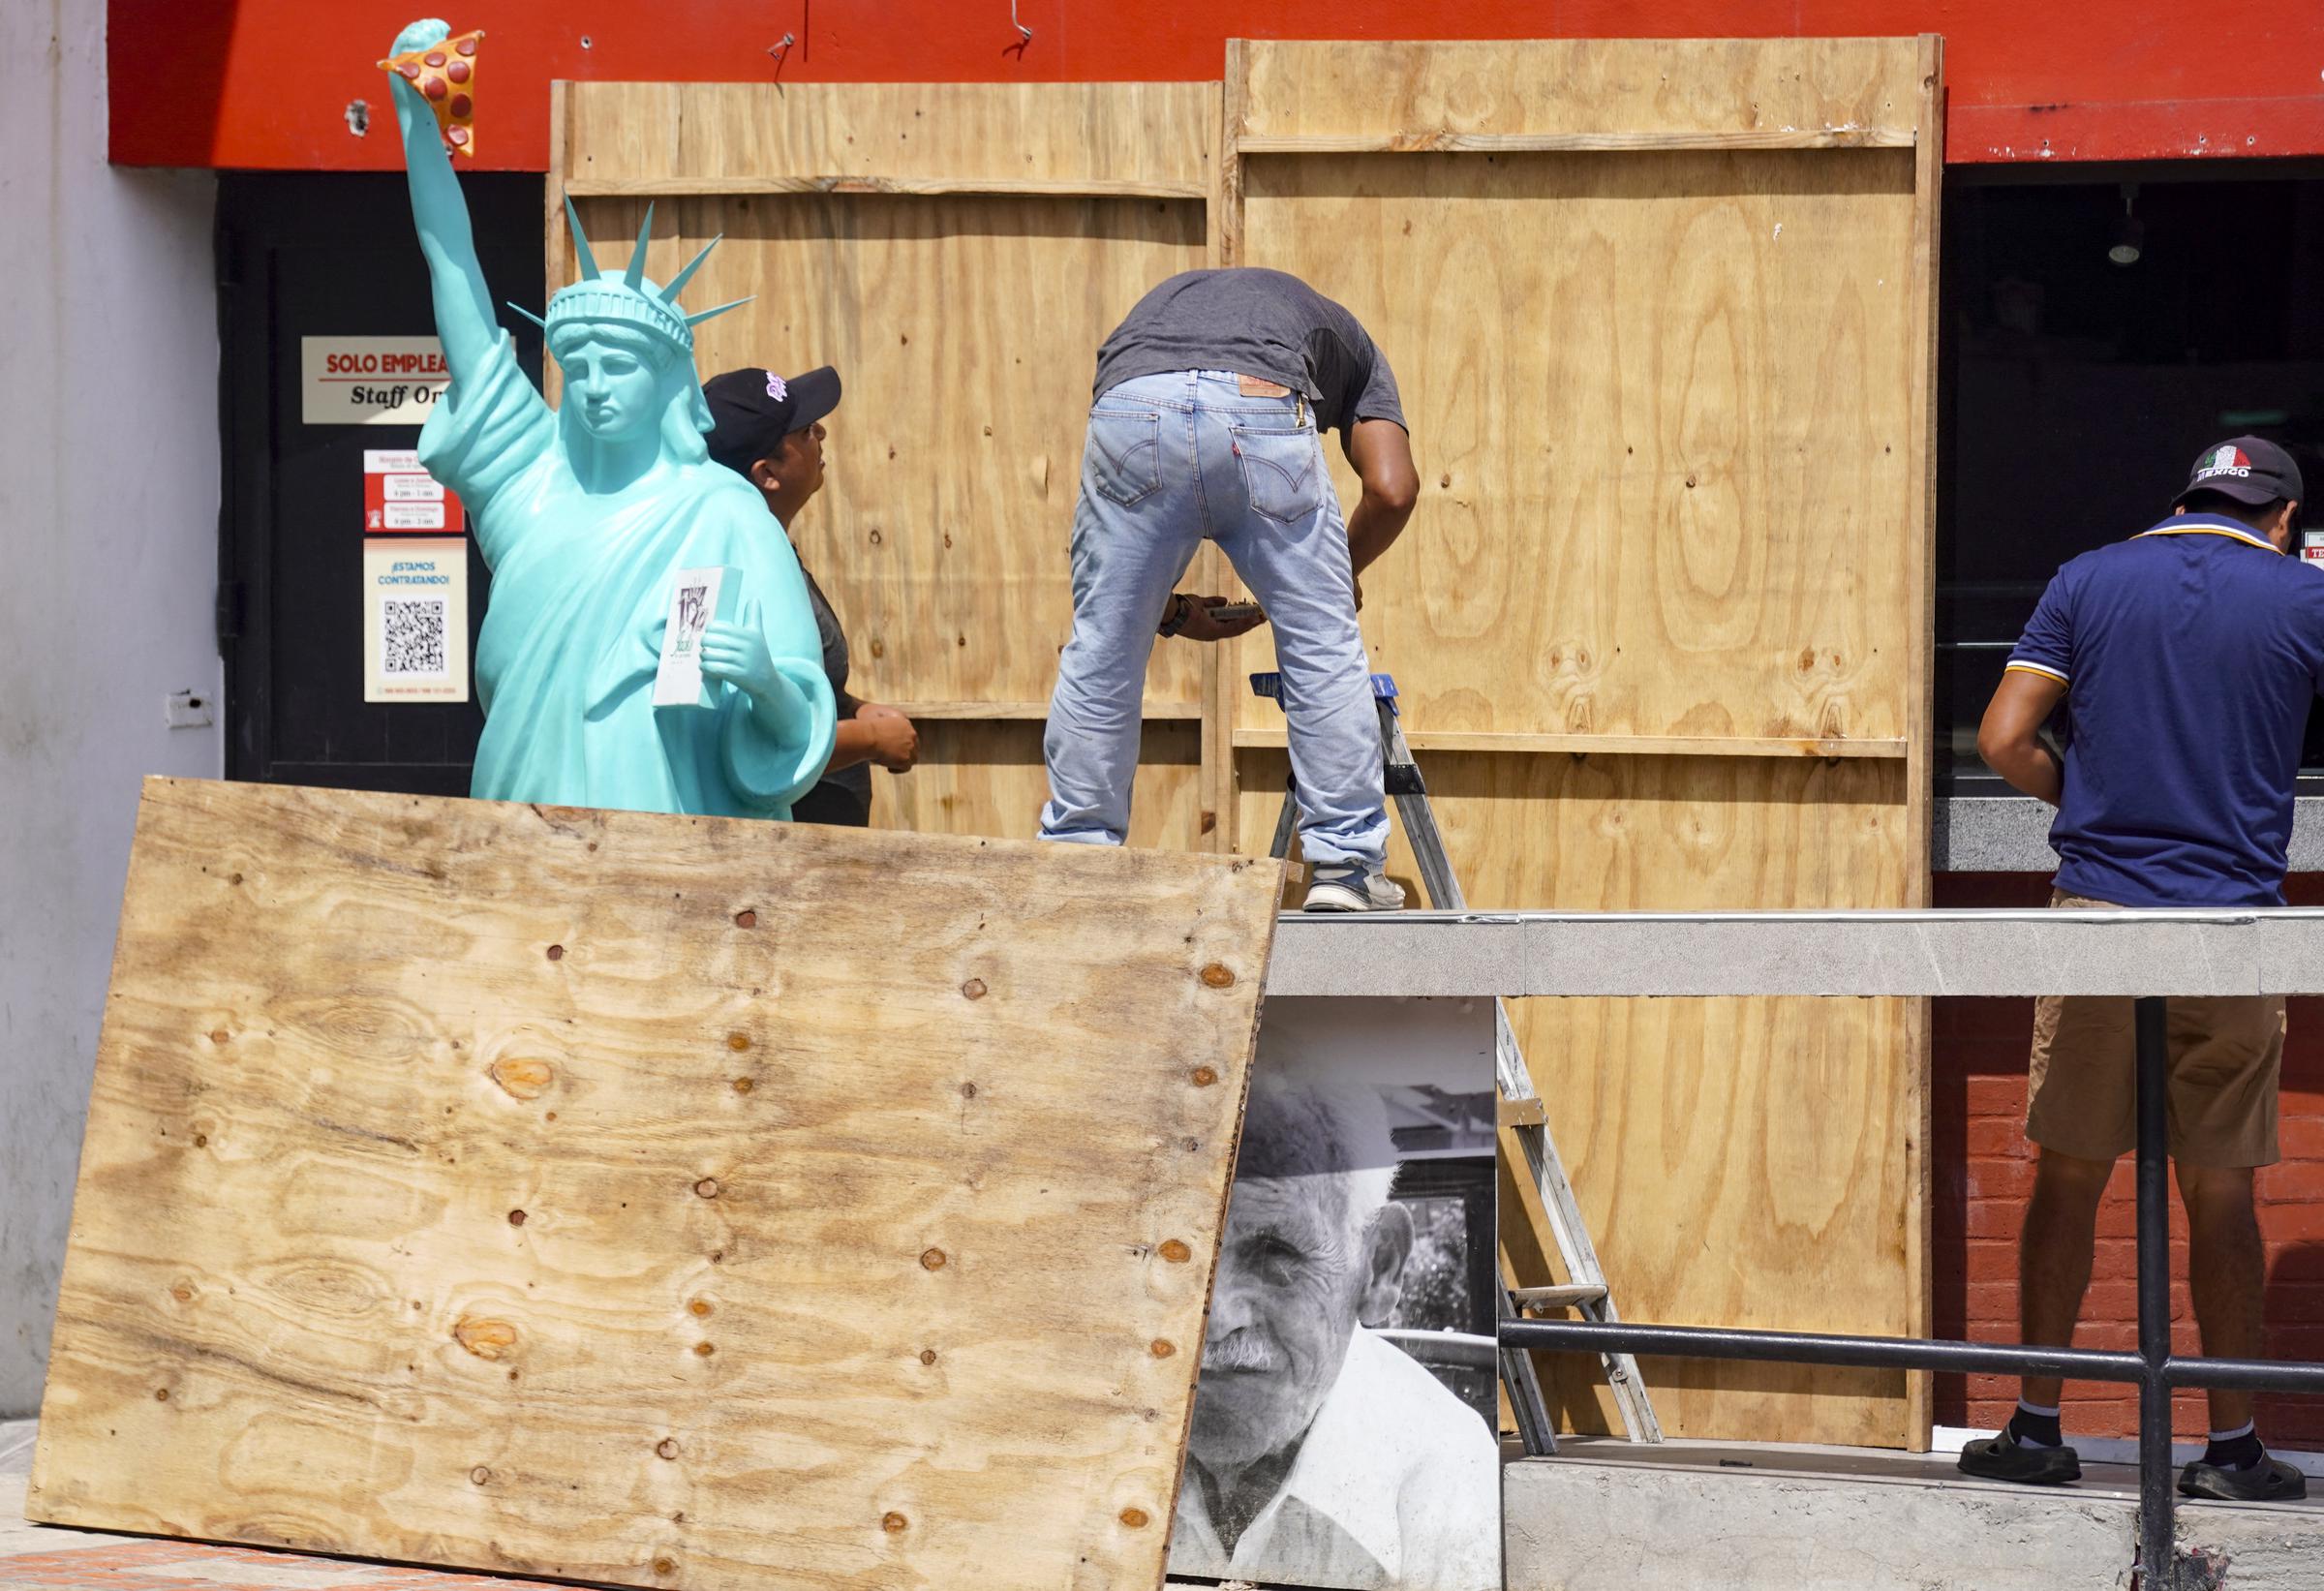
[364,449,464,535]
[302,336,453,426]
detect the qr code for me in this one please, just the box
[382,598,448,677]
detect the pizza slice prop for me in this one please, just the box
[379,29,484,156]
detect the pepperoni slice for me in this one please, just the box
[449,95,473,119]
[456,36,478,56]
[446,125,470,147]
[447,59,471,84]
[398,62,421,80]
[423,76,447,102]
[423,50,446,67]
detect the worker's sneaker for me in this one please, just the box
[1957,1427,2082,1486]
[1302,865,1406,912]
[2179,1454,2307,1503]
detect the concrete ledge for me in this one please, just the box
[1505,1452,2131,1591]
[1267,907,2324,998]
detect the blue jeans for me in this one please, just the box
[1039,371,1389,870]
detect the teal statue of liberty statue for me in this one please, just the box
[386,18,835,817]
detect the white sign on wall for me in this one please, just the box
[302,337,452,426]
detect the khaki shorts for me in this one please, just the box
[2026,893,2284,1168]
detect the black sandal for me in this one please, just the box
[1958,1427,2083,1485]
[2179,1454,2308,1503]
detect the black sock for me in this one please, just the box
[2203,1425,2264,1472]
[2009,1402,2064,1449]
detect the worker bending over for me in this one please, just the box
[1038,268,1420,911]
[1963,437,2310,1503]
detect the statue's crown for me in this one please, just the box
[509,199,749,354]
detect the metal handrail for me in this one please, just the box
[1266,910,2324,1590]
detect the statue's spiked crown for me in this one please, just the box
[510,199,749,354]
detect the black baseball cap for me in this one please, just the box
[2172,435,2304,510]
[702,365,842,476]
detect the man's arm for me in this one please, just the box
[1977,668,2069,806]
[1344,418,1419,575]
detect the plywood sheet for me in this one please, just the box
[557,80,1218,841]
[30,778,1283,1591]
[1232,146,1919,744]
[1227,36,1937,1449]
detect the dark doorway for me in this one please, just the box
[1938,163,2324,789]
[217,171,543,795]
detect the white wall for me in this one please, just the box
[0,2,221,1416]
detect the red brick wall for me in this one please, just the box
[1933,873,2324,1448]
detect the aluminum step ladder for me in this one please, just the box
[1253,670,1664,1452]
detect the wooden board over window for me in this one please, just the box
[29,778,1280,1591]
[554,81,1224,847]
[1220,37,1942,1450]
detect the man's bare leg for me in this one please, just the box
[2017,1147,2116,1408]
[2177,1164,2262,1432]
[1960,1145,2113,1484]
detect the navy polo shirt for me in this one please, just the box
[2007,513,2324,907]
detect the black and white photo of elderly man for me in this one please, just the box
[1169,1071,1499,1591]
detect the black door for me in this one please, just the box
[217,171,543,795]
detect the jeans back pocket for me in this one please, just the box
[1086,411,1163,507]
[1232,426,1324,523]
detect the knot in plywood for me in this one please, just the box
[452,1317,518,1360]
[488,1056,555,1100]
[1198,963,1236,989]
[1156,1239,1192,1264]
[919,1247,947,1270]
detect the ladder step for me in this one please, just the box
[1513,1283,1609,1309]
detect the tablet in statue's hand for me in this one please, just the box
[380,25,485,156]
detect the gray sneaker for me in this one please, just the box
[1302,865,1407,913]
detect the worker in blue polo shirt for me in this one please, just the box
[1961,437,2312,1503]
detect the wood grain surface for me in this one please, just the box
[30,779,1282,1591]
[1233,145,1919,745]
[1236,37,1924,147]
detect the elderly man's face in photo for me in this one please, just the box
[1193,1171,1398,1470]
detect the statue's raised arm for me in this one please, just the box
[386,19,496,384]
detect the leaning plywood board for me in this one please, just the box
[30,777,1282,1591]
[1223,37,1941,1448]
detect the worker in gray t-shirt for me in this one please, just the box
[1038,268,1421,910]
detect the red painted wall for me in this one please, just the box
[111,0,2324,172]
[1933,873,2324,1449]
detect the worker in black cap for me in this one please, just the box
[1965,436,2311,1503]
[703,366,918,825]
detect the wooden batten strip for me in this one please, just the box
[1235,129,1915,154]
[1231,728,1911,758]
[564,174,1208,200]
